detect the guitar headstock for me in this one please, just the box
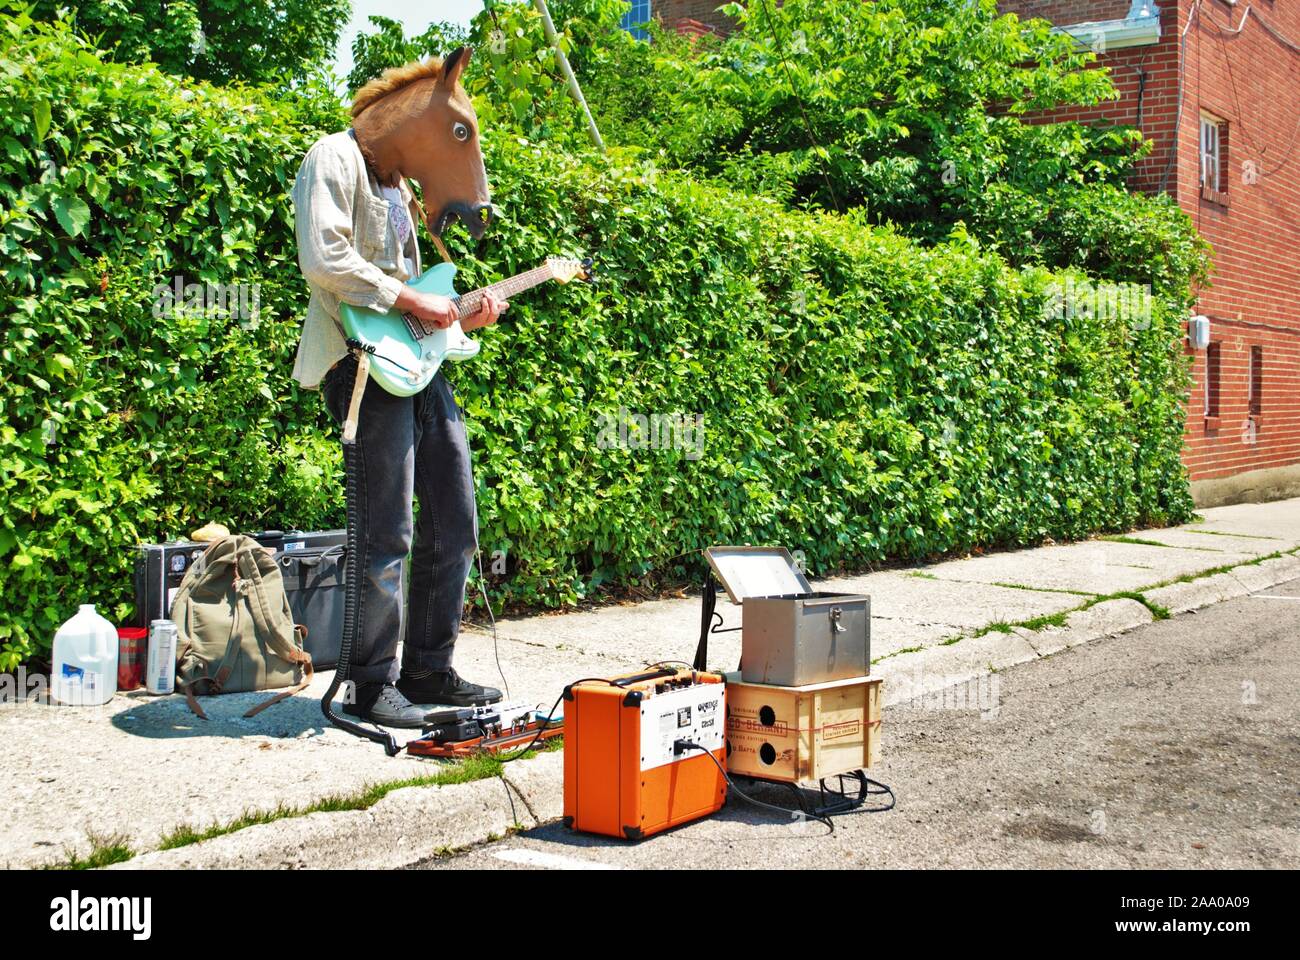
[546,256,595,285]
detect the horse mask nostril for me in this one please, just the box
[463,202,494,239]
[435,201,495,240]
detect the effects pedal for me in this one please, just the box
[421,719,480,742]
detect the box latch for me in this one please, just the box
[829,605,846,633]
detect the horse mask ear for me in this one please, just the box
[440,47,471,90]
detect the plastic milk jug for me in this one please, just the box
[50,604,118,706]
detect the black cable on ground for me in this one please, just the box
[675,739,835,834]
[817,770,896,816]
[859,775,896,812]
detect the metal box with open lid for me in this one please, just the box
[703,546,870,687]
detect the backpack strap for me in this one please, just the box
[237,547,312,669]
[243,625,314,718]
[180,677,210,720]
[235,547,314,717]
[176,641,211,720]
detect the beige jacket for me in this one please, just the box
[290,129,423,389]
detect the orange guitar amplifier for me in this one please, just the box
[563,667,727,840]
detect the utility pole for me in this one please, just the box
[531,0,606,153]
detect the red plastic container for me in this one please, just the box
[117,626,147,691]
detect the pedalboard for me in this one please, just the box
[406,700,564,759]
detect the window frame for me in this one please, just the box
[1200,112,1224,193]
[1248,345,1263,417]
[1204,341,1222,418]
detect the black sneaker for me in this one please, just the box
[397,668,503,708]
[341,683,430,728]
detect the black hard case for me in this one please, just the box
[132,529,346,669]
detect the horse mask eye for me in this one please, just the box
[453,122,469,142]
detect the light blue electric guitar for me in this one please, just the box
[339,256,592,396]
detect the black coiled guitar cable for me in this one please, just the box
[320,358,400,756]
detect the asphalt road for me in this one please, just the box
[419,578,1300,870]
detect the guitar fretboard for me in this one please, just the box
[452,264,553,320]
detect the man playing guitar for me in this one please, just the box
[290,48,506,728]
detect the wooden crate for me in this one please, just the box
[724,673,881,783]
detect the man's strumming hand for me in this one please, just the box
[394,286,457,329]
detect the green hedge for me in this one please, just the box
[0,15,343,667]
[454,143,1194,605]
[0,16,1194,667]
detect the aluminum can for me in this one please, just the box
[145,619,178,695]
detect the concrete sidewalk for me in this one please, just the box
[5,498,1300,869]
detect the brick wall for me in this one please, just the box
[998,1,1183,195]
[653,0,735,35]
[650,0,1300,487]
[1004,0,1136,24]
[997,0,1300,486]
[1176,0,1300,483]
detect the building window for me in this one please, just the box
[1200,113,1226,195]
[1248,345,1263,416]
[620,0,652,40]
[1205,342,1221,417]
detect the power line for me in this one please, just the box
[1254,7,1300,55]
[1158,0,1203,194]
[1197,4,1300,178]
[1207,10,1265,158]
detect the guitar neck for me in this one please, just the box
[452,264,553,320]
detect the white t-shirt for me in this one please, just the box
[380,184,417,278]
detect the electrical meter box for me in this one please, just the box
[705,546,871,687]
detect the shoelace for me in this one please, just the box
[378,685,414,710]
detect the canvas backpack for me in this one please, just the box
[170,534,314,718]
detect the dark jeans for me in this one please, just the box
[320,352,478,689]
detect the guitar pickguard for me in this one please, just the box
[338,262,479,398]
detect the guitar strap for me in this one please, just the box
[342,211,453,445]
[430,232,453,265]
[341,349,370,445]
